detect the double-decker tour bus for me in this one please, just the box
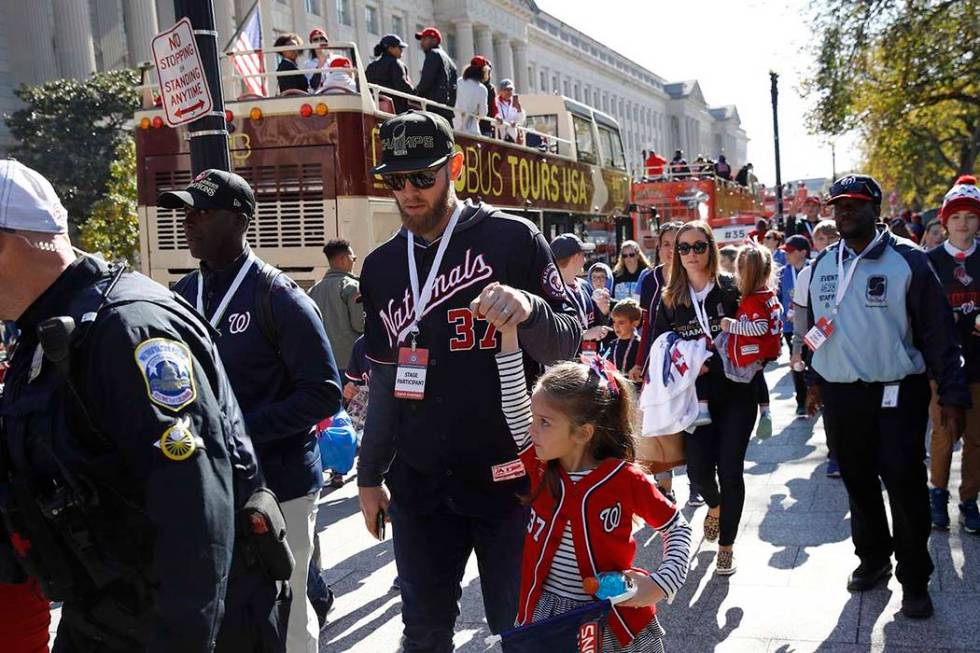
[630,167,768,251]
[133,42,631,286]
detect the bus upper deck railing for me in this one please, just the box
[136,42,576,157]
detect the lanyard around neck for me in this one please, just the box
[197,252,255,329]
[403,203,463,344]
[835,230,884,309]
[689,283,713,337]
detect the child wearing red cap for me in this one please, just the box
[926,175,980,534]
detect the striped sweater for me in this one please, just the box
[496,349,692,646]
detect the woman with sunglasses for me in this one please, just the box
[365,34,414,114]
[612,240,652,302]
[303,28,334,92]
[763,229,787,267]
[651,221,757,575]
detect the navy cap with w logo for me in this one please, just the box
[371,111,455,175]
[827,174,883,205]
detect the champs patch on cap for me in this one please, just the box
[135,338,197,411]
[372,111,455,175]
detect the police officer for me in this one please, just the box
[159,170,342,653]
[356,111,581,651]
[805,174,969,619]
[0,160,287,651]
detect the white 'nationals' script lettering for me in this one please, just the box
[380,248,495,345]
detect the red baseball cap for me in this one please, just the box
[415,27,442,43]
[804,196,821,206]
[309,27,327,41]
[329,56,352,68]
[470,55,491,68]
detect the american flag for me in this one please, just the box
[228,1,266,97]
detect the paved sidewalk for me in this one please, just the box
[315,359,980,652]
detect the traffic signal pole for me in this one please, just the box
[770,71,787,232]
[174,0,230,174]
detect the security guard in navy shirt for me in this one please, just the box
[0,160,287,652]
[161,169,342,651]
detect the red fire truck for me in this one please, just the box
[133,43,632,286]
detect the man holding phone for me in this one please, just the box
[357,111,581,652]
[495,79,526,143]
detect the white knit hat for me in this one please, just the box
[0,160,68,234]
[940,175,980,225]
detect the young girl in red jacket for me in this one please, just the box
[719,245,782,440]
[495,324,692,651]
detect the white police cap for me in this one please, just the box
[0,159,69,235]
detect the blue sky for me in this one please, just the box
[535,0,863,185]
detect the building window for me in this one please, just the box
[365,6,379,34]
[391,14,404,38]
[336,0,351,26]
[539,71,546,90]
[304,0,320,14]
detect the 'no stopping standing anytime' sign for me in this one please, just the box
[152,17,213,127]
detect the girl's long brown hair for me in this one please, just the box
[661,221,719,309]
[735,244,773,297]
[525,362,636,506]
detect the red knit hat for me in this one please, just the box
[329,57,352,68]
[940,175,980,225]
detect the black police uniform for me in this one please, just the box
[0,255,286,652]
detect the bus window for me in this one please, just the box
[572,114,597,164]
[526,114,558,152]
[598,125,626,170]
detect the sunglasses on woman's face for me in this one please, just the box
[380,168,441,191]
[621,251,637,258]
[676,241,709,255]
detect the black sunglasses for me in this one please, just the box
[676,241,709,255]
[380,168,441,191]
[621,252,637,258]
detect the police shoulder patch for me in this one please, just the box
[134,338,197,411]
[155,416,201,461]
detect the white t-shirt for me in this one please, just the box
[793,264,813,307]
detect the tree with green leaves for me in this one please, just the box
[803,0,979,207]
[79,138,139,266]
[4,69,139,227]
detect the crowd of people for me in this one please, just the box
[268,24,529,144]
[640,150,755,187]
[1,110,980,653]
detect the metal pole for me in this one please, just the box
[831,141,837,180]
[174,0,230,174]
[770,71,786,232]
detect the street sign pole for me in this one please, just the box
[770,71,787,232]
[174,0,230,174]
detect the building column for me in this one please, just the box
[495,36,513,84]
[512,39,527,93]
[455,20,474,68]
[474,24,494,69]
[123,0,158,66]
[9,1,60,83]
[212,0,235,47]
[53,0,97,79]
[290,0,306,35]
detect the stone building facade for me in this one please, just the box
[0,0,749,172]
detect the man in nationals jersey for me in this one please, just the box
[356,111,581,651]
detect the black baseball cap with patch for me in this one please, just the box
[371,110,455,175]
[826,174,882,205]
[157,169,256,217]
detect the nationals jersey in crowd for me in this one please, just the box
[358,200,581,514]
[928,241,980,382]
